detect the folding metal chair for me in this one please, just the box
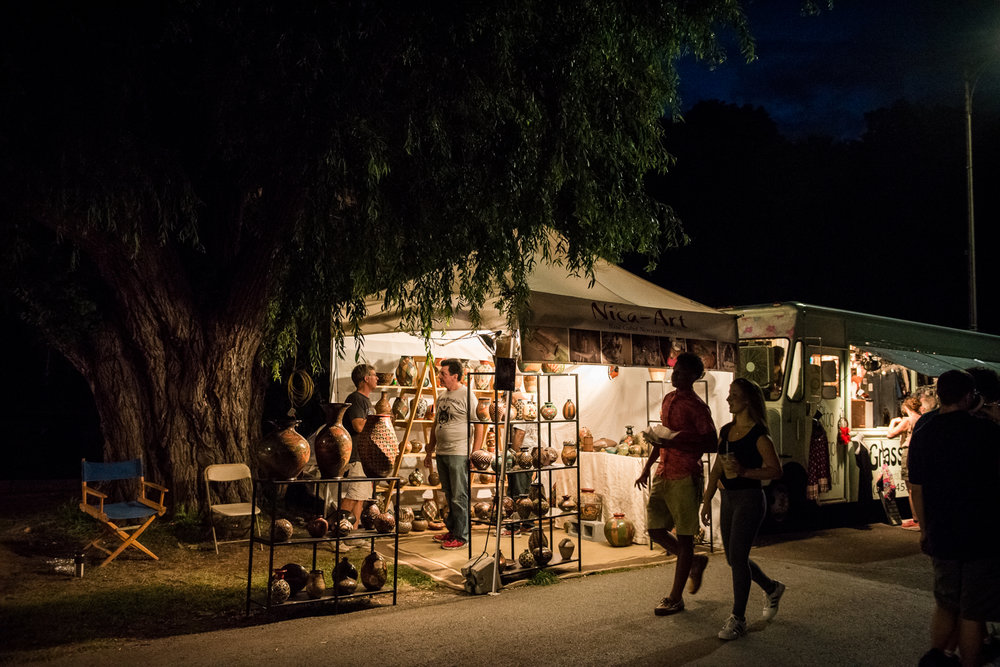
[204,463,261,554]
[79,458,169,567]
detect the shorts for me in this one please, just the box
[900,445,909,483]
[341,461,372,501]
[646,474,704,536]
[933,557,1000,621]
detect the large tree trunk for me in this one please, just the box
[46,216,276,512]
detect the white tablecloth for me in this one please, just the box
[553,451,649,545]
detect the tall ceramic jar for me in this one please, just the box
[361,551,388,591]
[391,396,409,421]
[476,396,492,422]
[604,513,635,547]
[563,399,577,420]
[560,441,578,466]
[579,488,603,522]
[396,355,417,387]
[356,414,398,477]
[489,396,506,422]
[256,419,311,480]
[314,402,352,478]
[374,391,392,415]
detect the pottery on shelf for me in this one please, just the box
[558,494,577,514]
[474,363,493,390]
[396,355,418,387]
[522,375,538,394]
[408,468,424,486]
[270,575,291,604]
[470,449,493,471]
[277,563,309,595]
[397,518,412,534]
[562,399,577,420]
[518,548,536,569]
[271,518,294,542]
[488,397,506,422]
[314,402,353,478]
[428,468,440,486]
[476,396,492,422]
[604,512,636,547]
[560,442,578,466]
[357,414,398,477]
[422,499,440,522]
[539,401,558,421]
[515,494,533,520]
[360,499,381,530]
[411,517,428,532]
[412,398,429,419]
[305,569,326,599]
[528,529,548,551]
[579,488,603,522]
[330,516,353,538]
[531,546,553,567]
[256,419,311,480]
[473,500,493,521]
[376,371,395,386]
[374,510,396,534]
[306,516,329,538]
[501,496,515,518]
[391,396,409,421]
[361,551,388,591]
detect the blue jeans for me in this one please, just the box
[437,455,470,542]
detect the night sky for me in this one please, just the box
[678,0,1000,141]
[626,0,1000,336]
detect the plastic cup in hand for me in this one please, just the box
[721,454,739,479]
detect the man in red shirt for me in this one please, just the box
[636,352,717,615]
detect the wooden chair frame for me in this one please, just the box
[204,463,261,554]
[79,458,169,567]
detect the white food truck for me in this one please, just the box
[724,302,1000,522]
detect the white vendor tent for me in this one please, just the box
[331,258,737,547]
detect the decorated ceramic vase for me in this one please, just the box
[374,510,396,534]
[515,494,533,520]
[488,396,506,422]
[474,363,493,390]
[539,401,558,421]
[271,518,294,542]
[604,513,636,547]
[518,548,536,569]
[411,516,428,532]
[305,569,326,599]
[270,575,291,604]
[412,398,429,419]
[314,402,352,478]
[277,562,309,595]
[579,488,603,522]
[408,468,424,486]
[563,399,577,420]
[374,391,392,415]
[473,501,493,521]
[522,374,538,394]
[560,442,578,466]
[428,468,440,486]
[470,449,493,471]
[396,355,417,387]
[501,496,515,518]
[531,546,553,567]
[357,414,398,477]
[391,396,409,421]
[330,516,354,538]
[528,529,548,551]
[334,556,358,581]
[534,497,550,517]
[361,551,388,591]
[476,396,492,422]
[544,446,560,466]
[522,400,537,421]
[360,499,381,530]
[397,518,412,534]
[558,537,576,561]
[422,499,440,522]
[306,516,329,538]
[558,494,577,514]
[515,449,533,469]
[256,420,311,480]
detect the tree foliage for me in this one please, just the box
[0,1,753,505]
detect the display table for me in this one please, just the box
[554,451,649,545]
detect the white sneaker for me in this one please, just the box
[762,581,786,621]
[718,614,747,640]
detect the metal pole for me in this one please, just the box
[964,72,979,331]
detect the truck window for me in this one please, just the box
[737,339,790,401]
[808,353,840,399]
[787,341,804,401]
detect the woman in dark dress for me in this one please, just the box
[701,378,785,641]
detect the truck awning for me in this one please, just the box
[856,345,1000,377]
